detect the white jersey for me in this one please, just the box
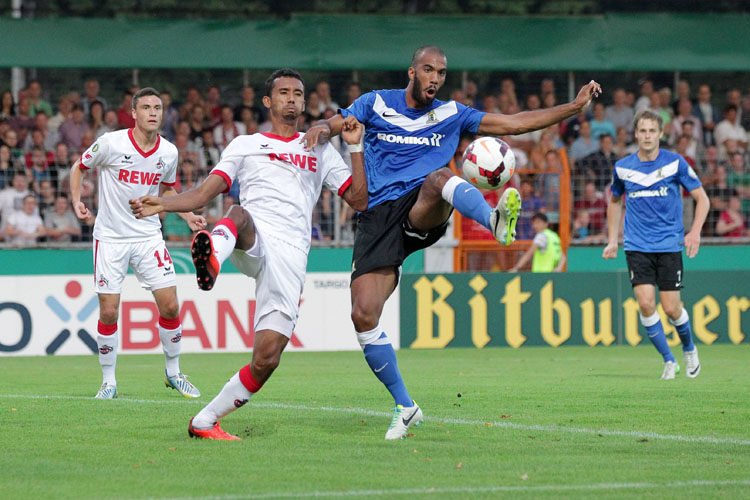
[211,132,352,253]
[81,129,178,243]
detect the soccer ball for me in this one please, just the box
[461,136,515,190]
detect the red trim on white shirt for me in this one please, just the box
[128,128,161,158]
[260,132,301,143]
[338,176,353,197]
[161,181,176,186]
[78,155,90,170]
[210,170,232,194]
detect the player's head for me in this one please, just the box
[408,45,447,107]
[531,212,549,232]
[263,69,305,123]
[633,110,663,155]
[131,87,163,134]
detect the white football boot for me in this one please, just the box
[490,187,521,246]
[385,403,423,440]
[683,349,701,378]
[660,360,679,380]
[94,383,117,399]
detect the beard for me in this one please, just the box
[411,78,434,108]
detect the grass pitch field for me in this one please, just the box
[1,345,748,499]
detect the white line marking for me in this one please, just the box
[157,480,750,500]
[2,393,749,446]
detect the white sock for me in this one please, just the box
[159,324,182,377]
[192,372,252,429]
[211,222,238,266]
[97,332,118,386]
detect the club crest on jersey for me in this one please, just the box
[155,157,164,169]
[97,275,109,288]
[92,143,99,152]
[426,110,439,124]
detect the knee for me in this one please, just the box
[99,307,118,325]
[351,305,378,332]
[424,167,455,191]
[227,205,250,230]
[663,304,682,319]
[252,350,281,376]
[159,299,180,319]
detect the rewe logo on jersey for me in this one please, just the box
[268,153,318,172]
[118,169,163,185]
[377,132,445,147]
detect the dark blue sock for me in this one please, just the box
[674,321,695,352]
[451,182,492,230]
[363,333,412,407]
[643,317,675,362]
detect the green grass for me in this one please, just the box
[1,345,749,499]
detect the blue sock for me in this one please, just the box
[447,179,491,230]
[363,333,412,407]
[671,308,696,352]
[641,313,675,362]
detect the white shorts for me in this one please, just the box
[93,237,177,294]
[229,230,307,338]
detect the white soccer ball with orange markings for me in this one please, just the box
[461,136,515,190]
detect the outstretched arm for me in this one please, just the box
[303,114,345,150]
[130,174,227,219]
[509,244,538,272]
[159,184,207,231]
[478,80,602,136]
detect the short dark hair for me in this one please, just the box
[411,45,446,68]
[724,104,738,114]
[265,69,304,97]
[532,212,548,223]
[132,87,160,109]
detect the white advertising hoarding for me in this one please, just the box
[0,273,399,356]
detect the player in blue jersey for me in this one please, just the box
[603,110,710,380]
[304,45,601,439]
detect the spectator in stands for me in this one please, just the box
[0,172,30,226]
[59,104,90,152]
[80,130,95,155]
[634,78,654,114]
[463,80,480,109]
[715,194,747,237]
[10,97,35,137]
[88,100,111,139]
[572,209,590,240]
[23,128,56,168]
[573,181,607,237]
[82,79,108,115]
[540,78,555,99]
[239,108,258,136]
[37,178,56,214]
[26,147,52,190]
[509,212,565,272]
[726,151,750,215]
[516,177,545,240]
[676,134,696,168]
[116,90,136,129]
[605,88,634,133]
[24,112,58,153]
[578,133,617,193]
[569,120,599,161]
[315,80,339,113]
[188,105,207,143]
[51,141,71,187]
[542,92,557,110]
[500,77,518,109]
[525,93,541,111]
[198,128,221,173]
[213,105,245,151]
[43,193,81,243]
[614,126,636,158]
[159,90,179,142]
[590,101,616,140]
[27,80,53,119]
[726,88,743,125]
[48,95,72,134]
[205,85,222,126]
[0,144,14,189]
[741,91,750,131]
[234,86,263,123]
[0,90,14,121]
[482,95,499,113]
[714,105,748,160]
[104,109,119,133]
[705,165,735,236]
[3,128,23,165]
[693,84,720,146]
[346,82,362,107]
[536,150,563,223]
[670,99,703,147]
[3,193,45,246]
[672,80,693,116]
[657,87,674,133]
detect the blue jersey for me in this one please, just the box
[611,149,701,253]
[340,89,485,209]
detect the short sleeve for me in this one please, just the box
[611,161,625,197]
[319,143,353,196]
[533,231,548,251]
[209,136,245,194]
[678,155,702,192]
[339,92,375,126]
[455,101,486,134]
[161,149,179,186]
[80,135,110,170]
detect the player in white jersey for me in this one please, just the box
[70,87,205,400]
[129,69,368,440]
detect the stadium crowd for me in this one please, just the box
[0,75,748,248]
